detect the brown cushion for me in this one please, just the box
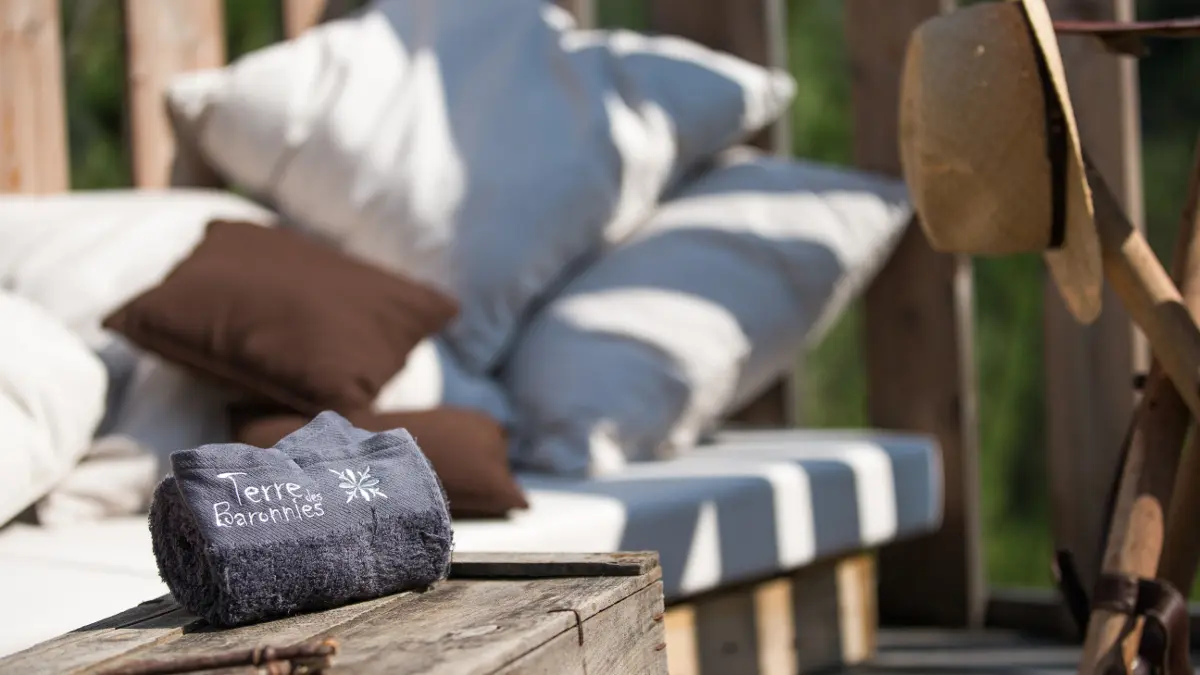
[233,407,529,519]
[103,220,458,415]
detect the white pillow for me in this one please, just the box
[38,334,514,526]
[503,147,913,477]
[373,337,515,427]
[164,0,796,373]
[35,354,233,526]
[0,292,108,525]
[0,189,277,349]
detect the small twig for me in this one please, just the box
[96,638,339,675]
[1053,17,1200,57]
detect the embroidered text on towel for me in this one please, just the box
[213,471,326,527]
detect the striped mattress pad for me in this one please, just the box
[0,427,941,657]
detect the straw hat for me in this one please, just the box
[899,0,1103,324]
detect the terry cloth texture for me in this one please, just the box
[149,411,453,627]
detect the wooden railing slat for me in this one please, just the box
[122,0,225,189]
[646,0,795,427]
[847,0,987,628]
[281,0,362,39]
[554,0,596,29]
[282,0,327,39]
[1,0,68,194]
[1044,0,1144,600]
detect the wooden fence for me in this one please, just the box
[0,0,1147,633]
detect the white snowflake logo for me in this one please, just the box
[329,466,388,503]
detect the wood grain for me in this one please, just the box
[493,582,665,674]
[323,573,661,674]
[90,593,403,672]
[0,597,192,675]
[122,0,225,189]
[846,0,986,629]
[1078,138,1200,673]
[662,552,877,675]
[1161,146,1200,589]
[1044,0,1145,606]
[449,551,659,579]
[0,0,68,194]
[1086,160,1200,423]
[5,554,666,675]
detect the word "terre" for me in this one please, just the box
[212,472,326,528]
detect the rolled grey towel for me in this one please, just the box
[149,411,453,627]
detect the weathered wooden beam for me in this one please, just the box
[1043,0,1144,604]
[122,0,225,189]
[664,553,877,675]
[647,0,796,428]
[847,0,986,629]
[0,0,69,193]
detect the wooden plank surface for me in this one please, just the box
[845,0,986,629]
[319,574,661,674]
[2,553,663,675]
[1043,0,1145,603]
[450,551,659,579]
[0,0,68,193]
[0,597,193,675]
[122,0,225,189]
[496,583,668,675]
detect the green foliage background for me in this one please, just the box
[60,0,1200,591]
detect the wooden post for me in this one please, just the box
[554,0,596,29]
[281,0,362,39]
[646,0,797,429]
[1075,137,1199,675]
[0,0,69,194]
[847,0,987,628]
[122,0,226,189]
[1043,0,1144,603]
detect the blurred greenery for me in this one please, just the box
[57,0,1199,592]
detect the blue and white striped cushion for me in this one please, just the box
[0,428,941,656]
[452,429,942,599]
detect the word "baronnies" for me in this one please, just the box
[212,472,325,527]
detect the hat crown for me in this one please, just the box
[900,1,1057,255]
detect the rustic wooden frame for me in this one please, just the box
[0,552,672,674]
[664,552,877,675]
[0,0,1149,660]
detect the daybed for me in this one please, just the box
[0,1,946,673]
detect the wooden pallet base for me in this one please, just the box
[663,552,877,675]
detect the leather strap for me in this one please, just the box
[1053,553,1191,674]
[1091,574,1192,675]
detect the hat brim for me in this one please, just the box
[1018,0,1104,324]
